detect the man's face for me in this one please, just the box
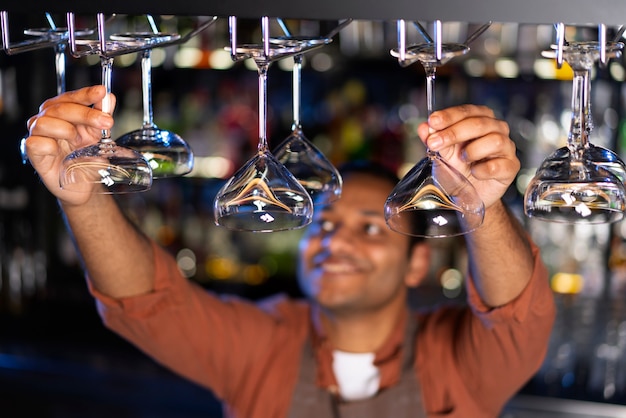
[298,173,416,314]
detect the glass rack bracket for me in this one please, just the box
[3,0,626,26]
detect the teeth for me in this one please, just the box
[323,263,358,273]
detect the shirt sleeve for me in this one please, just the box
[416,240,556,417]
[88,240,307,416]
[465,240,554,326]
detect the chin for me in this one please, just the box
[314,292,359,312]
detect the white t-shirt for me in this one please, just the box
[332,350,381,401]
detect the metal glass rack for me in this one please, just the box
[3,0,626,26]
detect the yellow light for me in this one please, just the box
[610,62,626,81]
[242,264,269,285]
[464,58,486,77]
[151,49,167,67]
[187,156,234,179]
[440,268,463,299]
[551,272,584,294]
[116,52,137,67]
[278,56,295,71]
[176,248,197,278]
[86,55,100,66]
[174,47,203,68]
[244,58,257,71]
[397,162,414,179]
[554,61,575,81]
[494,58,519,79]
[209,49,235,70]
[534,58,574,80]
[206,257,238,280]
[311,53,333,72]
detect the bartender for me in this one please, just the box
[25,86,555,417]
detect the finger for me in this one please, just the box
[39,85,106,111]
[428,104,496,131]
[29,115,81,147]
[424,115,510,153]
[24,134,66,161]
[470,156,520,184]
[34,86,117,131]
[23,135,67,186]
[461,132,517,165]
[28,102,114,134]
[29,112,106,151]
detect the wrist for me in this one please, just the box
[58,193,116,216]
[472,199,520,240]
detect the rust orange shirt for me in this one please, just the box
[90,240,555,418]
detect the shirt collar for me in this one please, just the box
[309,304,408,391]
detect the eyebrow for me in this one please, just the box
[360,209,384,217]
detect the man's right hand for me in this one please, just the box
[25,85,116,206]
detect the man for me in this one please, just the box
[25,85,555,417]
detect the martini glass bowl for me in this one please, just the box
[385,20,486,237]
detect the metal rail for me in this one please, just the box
[2,0,626,26]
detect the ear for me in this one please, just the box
[404,242,430,288]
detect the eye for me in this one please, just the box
[321,220,335,232]
[364,223,383,236]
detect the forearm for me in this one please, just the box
[61,194,155,299]
[465,200,535,308]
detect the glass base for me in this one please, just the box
[385,155,485,237]
[525,147,626,224]
[213,151,313,232]
[59,143,152,194]
[525,181,625,224]
[386,207,483,238]
[116,128,194,178]
[215,209,312,232]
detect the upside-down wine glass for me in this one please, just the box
[271,19,351,205]
[111,23,195,178]
[580,39,626,183]
[1,12,92,163]
[542,24,626,184]
[384,20,487,238]
[58,13,152,193]
[213,16,313,232]
[524,24,626,223]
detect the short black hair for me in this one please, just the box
[337,160,402,189]
[337,160,426,245]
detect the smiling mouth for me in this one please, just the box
[320,262,361,274]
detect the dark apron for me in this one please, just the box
[286,314,427,418]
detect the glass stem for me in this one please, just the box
[425,64,437,157]
[292,54,303,132]
[583,68,593,134]
[568,68,589,156]
[54,43,66,95]
[141,49,156,129]
[258,61,270,153]
[100,56,113,142]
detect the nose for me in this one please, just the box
[321,224,355,253]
